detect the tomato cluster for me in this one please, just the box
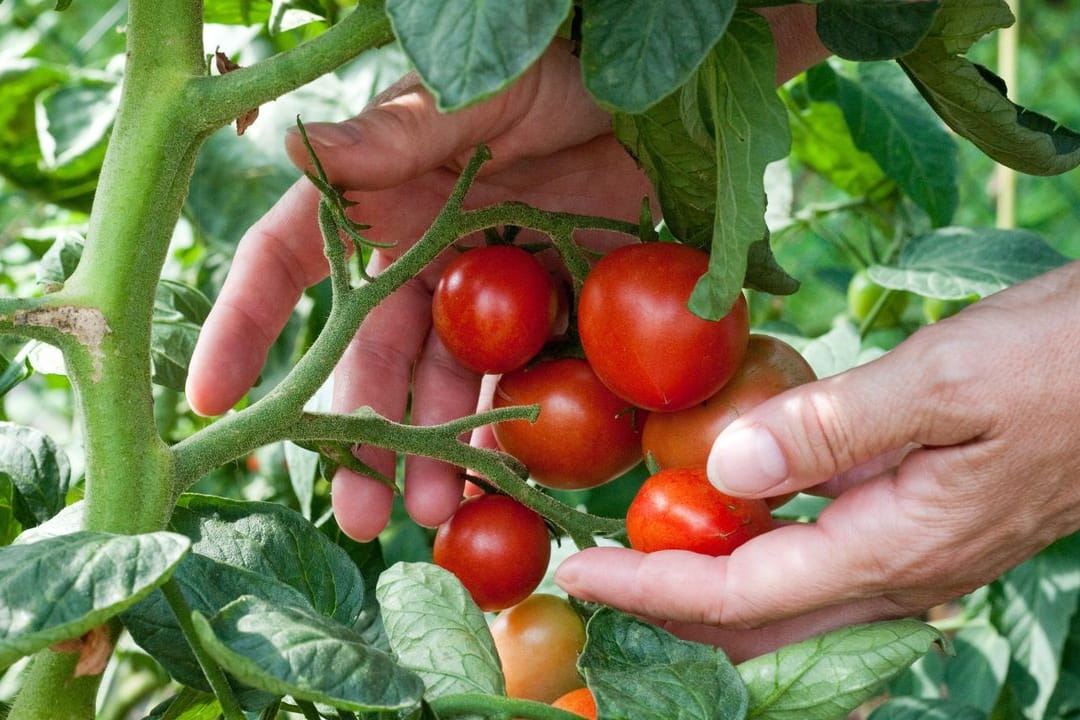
[431,241,815,613]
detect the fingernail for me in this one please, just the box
[288,121,355,148]
[708,425,788,496]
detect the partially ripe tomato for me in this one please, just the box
[432,494,551,611]
[490,594,586,703]
[493,358,645,490]
[432,245,559,374]
[552,687,597,719]
[577,243,749,412]
[642,335,816,470]
[626,467,773,555]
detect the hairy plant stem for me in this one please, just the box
[161,580,246,720]
[9,2,399,718]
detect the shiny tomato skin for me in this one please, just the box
[432,494,551,612]
[493,358,645,491]
[577,243,750,412]
[432,245,558,374]
[626,467,773,556]
[490,593,586,703]
[642,335,816,470]
[552,687,597,719]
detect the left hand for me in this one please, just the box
[556,260,1080,661]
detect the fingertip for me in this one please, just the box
[707,422,791,498]
[403,456,465,528]
[331,468,396,542]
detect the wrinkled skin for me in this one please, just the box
[184,7,1080,663]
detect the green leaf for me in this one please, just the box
[0,60,101,208]
[376,562,504,701]
[580,0,735,113]
[816,0,940,60]
[738,619,946,719]
[579,608,748,720]
[744,234,800,296]
[807,62,958,226]
[919,0,1014,55]
[614,92,715,250]
[170,494,365,624]
[192,595,424,712]
[141,688,222,720]
[0,531,190,668]
[686,12,791,319]
[122,553,315,705]
[783,82,894,200]
[123,495,367,703]
[0,474,21,547]
[35,79,117,180]
[35,230,83,290]
[54,0,73,9]
[867,697,986,720]
[282,441,317,519]
[0,421,71,528]
[900,43,1080,176]
[151,280,212,391]
[867,226,1070,299]
[0,344,33,399]
[385,0,571,111]
[990,534,1080,720]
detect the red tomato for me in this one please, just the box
[490,594,586,703]
[642,335,816,469]
[432,494,551,611]
[577,243,749,412]
[492,358,645,490]
[626,467,773,556]
[432,245,558,374]
[552,687,597,719]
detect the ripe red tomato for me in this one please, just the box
[431,245,559,374]
[577,243,749,412]
[552,687,597,719]
[626,467,773,556]
[490,593,586,703]
[432,494,551,611]
[641,334,816,470]
[492,358,645,490]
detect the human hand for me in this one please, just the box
[186,7,826,542]
[556,260,1080,661]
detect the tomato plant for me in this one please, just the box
[432,493,551,611]
[489,593,586,703]
[552,686,597,719]
[626,467,774,555]
[431,244,559,374]
[642,334,816,470]
[492,357,645,490]
[1,3,1076,719]
[577,243,750,412]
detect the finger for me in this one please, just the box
[330,252,434,541]
[706,332,992,498]
[284,39,612,186]
[403,327,482,528]
[755,5,831,85]
[187,179,330,416]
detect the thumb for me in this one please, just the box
[707,337,987,498]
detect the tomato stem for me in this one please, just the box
[161,580,246,720]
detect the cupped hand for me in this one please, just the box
[186,7,826,542]
[556,260,1080,661]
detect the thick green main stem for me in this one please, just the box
[10,3,397,719]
